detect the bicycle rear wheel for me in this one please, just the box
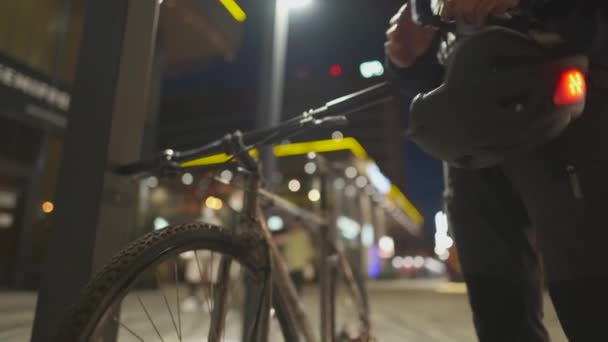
[56,222,283,342]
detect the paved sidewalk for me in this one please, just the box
[0,280,568,341]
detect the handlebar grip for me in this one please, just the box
[410,0,454,29]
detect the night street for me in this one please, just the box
[1,0,605,341]
[0,280,568,341]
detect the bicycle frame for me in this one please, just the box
[115,83,391,341]
[202,145,370,342]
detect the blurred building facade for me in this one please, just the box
[0,0,243,290]
[0,0,425,290]
[0,0,85,289]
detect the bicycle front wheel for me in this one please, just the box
[56,222,277,342]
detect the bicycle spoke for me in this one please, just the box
[223,262,236,342]
[195,249,213,315]
[156,271,180,341]
[113,316,145,342]
[137,294,164,342]
[209,251,216,301]
[174,261,183,341]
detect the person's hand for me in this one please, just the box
[441,0,519,26]
[385,4,437,69]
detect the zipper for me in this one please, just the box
[566,164,584,200]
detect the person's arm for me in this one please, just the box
[385,36,444,98]
[384,4,444,97]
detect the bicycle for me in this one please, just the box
[56,82,394,342]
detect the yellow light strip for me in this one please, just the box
[273,137,367,158]
[219,0,247,22]
[389,185,424,225]
[436,282,467,294]
[179,137,422,226]
[180,149,258,168]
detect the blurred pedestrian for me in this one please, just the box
[279,219,314,294]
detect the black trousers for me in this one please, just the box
[448,65,608,342]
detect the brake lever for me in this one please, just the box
[114,149,182,177]
[315,115,349,126]
[300,115,349,129]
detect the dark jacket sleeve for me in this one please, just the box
[520,0,607,58]
[385,36,444,98]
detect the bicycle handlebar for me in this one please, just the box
[116,82,394,175]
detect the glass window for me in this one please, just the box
[0,0,85,83]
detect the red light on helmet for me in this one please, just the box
[553,69,586,106]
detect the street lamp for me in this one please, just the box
[280,0,312,9]
[267,0,313,126]
[258,0,312,182]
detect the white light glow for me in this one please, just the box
[344,185,357,198]
[392,256,403,269]
[0,190,17,209]
[333,178,346,190]
[414,256,425,268]
[145,176,159,188]
[280,0,312,9]
[267,215,284,231]
[359,60,384,79]
[378,236,395,258]
[439,250,450,261]
[181,172,193,185]
[366,163,391,194]
[331,131,344,141]
[308,189,321,202]
[434,210,454,257]
[307,152,316,159]
[403,256,414,268]
[337,216,361,240]
[435,211,448,234]
[361,223,374,247]
[355,176,368,188]
[288,179,301,192]
[424,257,447,273]
[154,217,169,230]
[304,162,317,174]
[345,166,357,179]
[0,213,13,228]
[220,169,233,182]
[435,234,454,250]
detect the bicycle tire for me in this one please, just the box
[55,222,279,342]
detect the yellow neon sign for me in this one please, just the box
[178,137,422,226]
[219,0,247,22]
[180,149,259,168]
[273,138,367,158]
[180,137,366,168]
[389,185,423,225]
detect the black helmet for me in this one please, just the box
[407,27,588,169]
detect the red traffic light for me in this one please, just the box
[329,64,342,77]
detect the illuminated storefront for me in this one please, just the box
[0,0,244,289]
[0,0,85,289]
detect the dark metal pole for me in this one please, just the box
[318,172,336,342]
[31,0,159,340]
[256,0,288,185]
